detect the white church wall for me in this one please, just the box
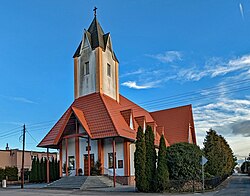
[103,138,124,176]
[78,48,96,97]
[101,48,116,100]
[62,139,66,172]
[130,143,136,176]
[79,137,86,170]
[67,138,76,176]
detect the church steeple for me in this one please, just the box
[73,12,119,102]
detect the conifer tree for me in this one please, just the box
[49,158,53,181]
[50,157,56,181]
[44,157,47,182]
[40,158,45,182]
[145,125,156,192]
[156,135,169,192]
[30,158,35,182]
[37,157,41,182]
[33,157,38,182]
[203,129,236,177]
[56,159,60,180]
[134,126,147,192]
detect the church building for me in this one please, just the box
[38,11,196,185]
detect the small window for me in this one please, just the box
[118,160,123,168]
[68,156,75,170]
[107,63,111,77]
[108,152,116,169]
[85,62,89,75]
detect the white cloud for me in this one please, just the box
[0,95,37,104]
[178,54,250,81]
[239,3,245,20]
[147,51,182,63]
[121,81,152,89]
[121,80,161,89]
[194,96,250,158]
[120,69,145,78]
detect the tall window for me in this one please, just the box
[85,62,89,75]
[108,152,116,169]
[107,63,111,77]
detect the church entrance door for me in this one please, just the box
[83,154,94,175]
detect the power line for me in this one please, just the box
[0,125,23,135]
[26,120,56,128]
[140,78,250,106]
[26,130,39,144]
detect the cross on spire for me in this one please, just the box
[93,6,97,17]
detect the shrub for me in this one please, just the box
[91,160,102,176]
[5,166,18,181]
[0,168,5,181]
[166,142,203,181]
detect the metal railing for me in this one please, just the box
[103,167,126,185]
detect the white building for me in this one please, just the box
[38,12,196,185]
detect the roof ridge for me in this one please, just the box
[119,94,155,120]
[150,104,192,114]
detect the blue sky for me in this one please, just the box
[0,0,250,162]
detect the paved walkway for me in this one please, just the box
[1,174,249,195]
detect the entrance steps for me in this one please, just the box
[80,176,120,190]
[46,175,119,190]
[46,176,87,189]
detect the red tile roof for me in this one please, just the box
[38,93,195,148]
[150,104,196,145]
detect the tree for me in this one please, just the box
[30,158,35,182]
[203,129,236,177]
[50,157,55,181]
[37,157,41,182]
[156,135,169,192]
[33,158,37,182]
[40,158,45,182]
[166,142,203,180]
[134,126,147,192]
[240,161,250,173]
[0,168,5,181]
[55,159,59,180]
[145,125,156,192]
[44,157,47,182]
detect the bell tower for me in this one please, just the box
[73,9,119,102]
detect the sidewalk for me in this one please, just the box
[83,185,137,192]
[5,183,47,189]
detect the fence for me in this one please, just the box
[168,174,229,193]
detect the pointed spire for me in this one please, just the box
[73,9,119,62]
[87,16,105,49]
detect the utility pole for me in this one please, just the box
[21,124,26,189]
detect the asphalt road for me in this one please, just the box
[0,174,249,196]
[213,174,250,196]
